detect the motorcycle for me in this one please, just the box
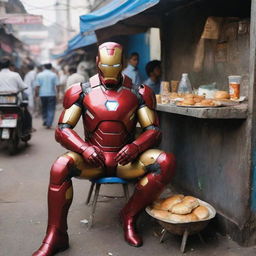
[0,89,32,154]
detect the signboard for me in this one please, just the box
[1,15,43,25]
[0,42,12,53]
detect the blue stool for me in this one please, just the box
[86,177,130,228]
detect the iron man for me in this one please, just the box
[33,42,176,256]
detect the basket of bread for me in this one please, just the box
[146,194,216,236]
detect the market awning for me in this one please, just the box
[80,0,160,33]
[68,31,97,51]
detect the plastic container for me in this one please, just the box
[178,73,192,94]
[228,75,241,100]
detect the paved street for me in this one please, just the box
[0,108,256,256]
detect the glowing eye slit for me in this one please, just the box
[101,64,120,67]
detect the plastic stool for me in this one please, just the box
[86,177,130,228]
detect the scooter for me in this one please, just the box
[0,89,32,154]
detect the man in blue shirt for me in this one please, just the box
[144,60,162,94]
[35,63,60,129]
[122,52,142,88]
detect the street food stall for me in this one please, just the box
[106,0,255,246]
[154,0,255,246]
[67,0,256,246]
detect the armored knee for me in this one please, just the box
[50,155,74,185]
[155,152,176,184]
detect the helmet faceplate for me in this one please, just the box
[97,42,123,86]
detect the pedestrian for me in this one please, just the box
[35,63,60,129]
[33,65,43,118]
[77,60,91,81]
[122,52,142,88]
[66,66,85,90]
[0,57,32,134]
[24,63,36,113]
[144,60,162,94]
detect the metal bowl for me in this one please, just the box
[146,199,216,236]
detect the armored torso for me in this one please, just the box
[82,74,140,152]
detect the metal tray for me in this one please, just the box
[146,199,216,224]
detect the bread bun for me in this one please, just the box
[170,196,199,214]
[151,209,199,223]
[193,206,209,220]
[169,213,199,223]
[156,194,184,211]
[171,202,193,214]
[151,209,172,219]
[183,196,200,209]
[152,198,165,210]
[215,91,230,100]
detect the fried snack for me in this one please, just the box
[214,90,230,100]
[169,92,179,99]
[177,93,185,97]
[154,194,184,211]
[193,97,202,103]
[168,213,199,223]
[195,95,205,100]
[181,98,195,106]
[201,99,214,105]
[195,99,215,106]
[184,93,194,99]
[193,205,209,220]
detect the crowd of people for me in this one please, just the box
[0,54,161,132]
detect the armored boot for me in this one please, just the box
[120,152,176,247]
[33,156,74,256]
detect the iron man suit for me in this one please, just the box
[33,42,176,256]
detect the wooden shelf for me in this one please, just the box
[156,103,248,119]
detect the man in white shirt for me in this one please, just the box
[66,66,85,90]
[24,64,37,112]
[0,58,32,133]
[0,58,27,93]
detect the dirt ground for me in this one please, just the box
[0,108,256,256]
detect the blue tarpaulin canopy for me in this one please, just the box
[54,0,159,57]
[68,31,97,51]
[80,0,160,33]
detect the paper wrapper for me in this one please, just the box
[201,17,223,39]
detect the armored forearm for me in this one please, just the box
[133,127,161,153]
[135,104,162,153]
[55,125,89,154]
[55,103,89,154]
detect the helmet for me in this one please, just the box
[97,42,123,86]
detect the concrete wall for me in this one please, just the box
[159,0,254,245]
[161,0,251,94]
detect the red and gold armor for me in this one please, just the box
[33,42,176,256]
